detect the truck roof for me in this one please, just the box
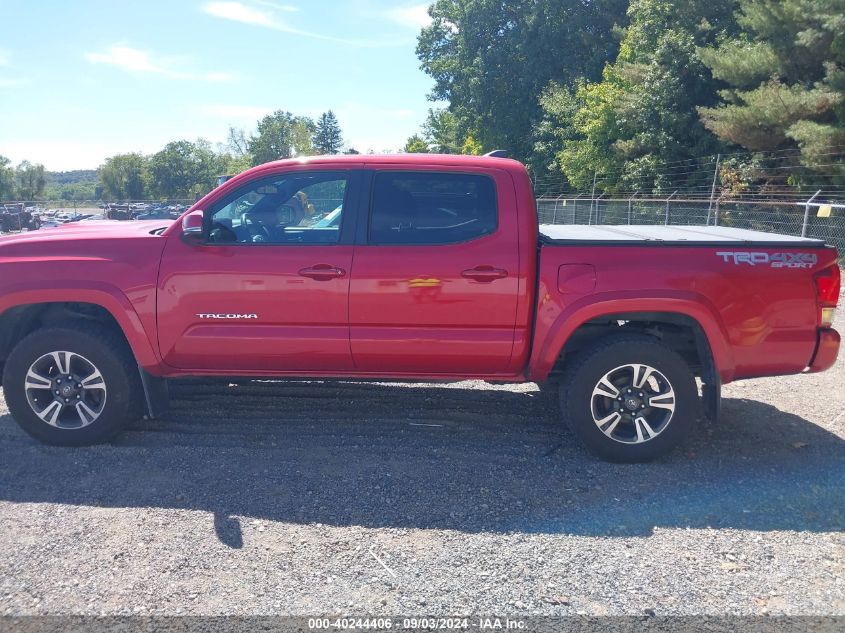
[254,153,526,171]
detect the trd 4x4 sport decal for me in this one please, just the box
[716,252,818,269]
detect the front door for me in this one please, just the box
[349,169,520,374]
[157,170,358,372]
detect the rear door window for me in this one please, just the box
[369,172,497,245]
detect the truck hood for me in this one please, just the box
[0,220,172,248]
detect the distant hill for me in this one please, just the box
[44,169,99,201]
[45,170,98,186]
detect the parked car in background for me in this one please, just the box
[0,203,41,233]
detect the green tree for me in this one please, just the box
[15,161,46,200]
[528,83,580,181]
[460,134,483,155]
[0,155,15,200]
[698,0,845,163]
[422,108,461,154]
[313,111,343,154]
[555,0,739,193]
[416,0,628,161]
[404,134,430,153]
[217,152,252,177]
[422,109,461,154]
[226,126,250,159]
[248,111,315,166]
[148,140,218,198]
[99,153,148,200]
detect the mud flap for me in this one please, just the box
[138,366,169,419]
[702,379,721,423]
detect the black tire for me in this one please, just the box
[559,334,699,463]
[2,323,143,446]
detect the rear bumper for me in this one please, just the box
[807,328,840,373]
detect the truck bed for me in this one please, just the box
[539,224,828,246]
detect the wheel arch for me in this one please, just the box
[530,297,733,385]
[0,288,160,375]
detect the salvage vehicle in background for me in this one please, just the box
[0,203,41,233]
[0,154,839,461]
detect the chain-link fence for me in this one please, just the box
[536,196,845,254]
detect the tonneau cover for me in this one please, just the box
[539,224,827,245]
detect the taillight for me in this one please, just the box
[814,264,840,328]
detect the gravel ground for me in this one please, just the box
[0,326,844,617]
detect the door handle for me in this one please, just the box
[461,266,509,282]
[298,264,347,281]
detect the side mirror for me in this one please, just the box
[181,210,205,245]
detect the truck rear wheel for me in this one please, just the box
[2,324,142,446]
[559,334,698,462]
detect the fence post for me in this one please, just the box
[706,154,721,225]
[801,190,822,237]
[595,193,606,224]
[628,191,638,225]
[589,172,597,224]
[665,191,678,225]
[714,197,721,226]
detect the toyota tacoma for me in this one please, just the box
[0,154,839,461]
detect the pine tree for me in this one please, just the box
[699,0,845,160]
[313,111,344,155]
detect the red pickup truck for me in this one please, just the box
[0,154,840,461]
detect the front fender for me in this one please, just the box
[0,281,160,369]
[528,288,735,383]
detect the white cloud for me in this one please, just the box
[202,1,409,47]
[203,1,283,28]
[84,45,234,82]
[0,78,26,88]
[85,46,164,74]
[387,4,432,29]
[0,49,10,66]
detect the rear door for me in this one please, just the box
[349,168,520,374]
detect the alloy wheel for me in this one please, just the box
[23,351,107,429]
[590,363,676,444]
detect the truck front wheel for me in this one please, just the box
[2,324,142,446]
[559,334,699,462]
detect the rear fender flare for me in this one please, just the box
[529,292,735,383]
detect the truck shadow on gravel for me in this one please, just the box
[1,379,843,546]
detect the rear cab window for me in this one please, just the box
[369,171,497,245]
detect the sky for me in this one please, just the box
[0,0,436,171]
